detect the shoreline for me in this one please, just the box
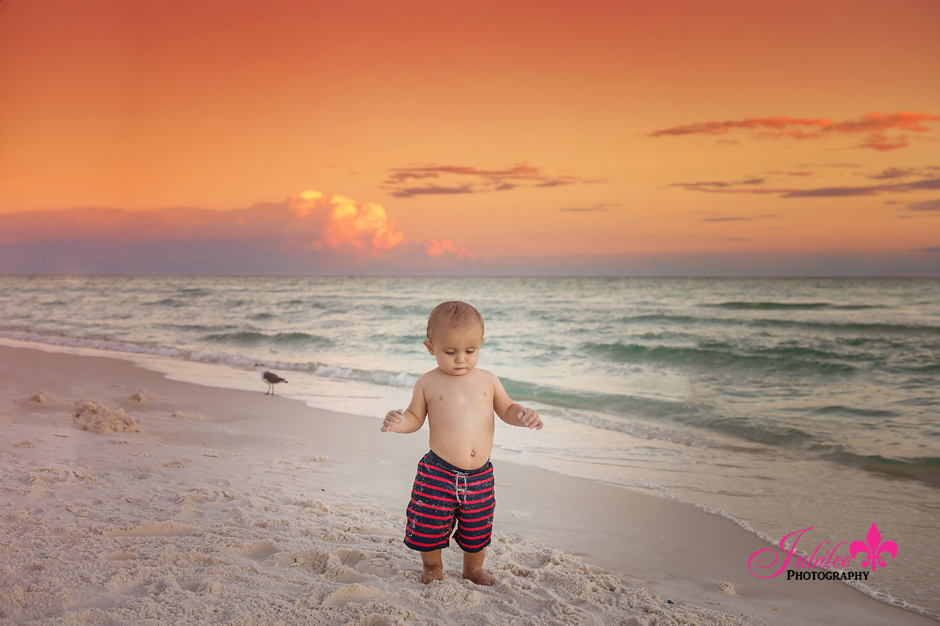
[1,342,935,625]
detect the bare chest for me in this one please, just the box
[425,380,494,421]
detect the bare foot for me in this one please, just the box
[420,565,445,584]
[462,567,496,586]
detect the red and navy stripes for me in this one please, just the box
[404,450,495,553]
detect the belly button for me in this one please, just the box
[470,450,476,457]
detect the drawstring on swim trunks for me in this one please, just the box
[455,472,468,504]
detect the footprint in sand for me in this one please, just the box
[333,549,395,578]
[335,548,366,568]
[20,392,59,406]
[239,541,279,561]
[105,521,195,537]
[320,583,385,607]
[124,391,159,405]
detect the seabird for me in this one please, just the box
[256,364,288,395]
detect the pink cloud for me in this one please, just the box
[649,111,940,151]
[425,238,474,259]
[858,133,908,152]
[649,115,830,138]
[0,192,481,273]
[0,191,410,255]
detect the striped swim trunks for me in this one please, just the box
[404,450,495,553]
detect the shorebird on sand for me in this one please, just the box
[255,364,288,395]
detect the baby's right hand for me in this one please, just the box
[381,409,405,433]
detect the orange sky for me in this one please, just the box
[1,0,939,273]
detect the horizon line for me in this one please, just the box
[1,273,938,280]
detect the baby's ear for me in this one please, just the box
[423,339,435,355]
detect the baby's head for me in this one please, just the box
[424,301,485,376]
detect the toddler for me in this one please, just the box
[381,301,543,585]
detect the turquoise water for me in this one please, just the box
[2,276,939,617]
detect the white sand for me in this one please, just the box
[1,343,935,625]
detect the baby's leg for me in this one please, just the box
[462,548,496,586]
[420,549,444,583]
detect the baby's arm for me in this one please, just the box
[381,378,429,433]
[492,375,543,430]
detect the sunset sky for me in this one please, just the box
[1,0,939,275]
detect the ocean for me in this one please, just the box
[1,275,938,617]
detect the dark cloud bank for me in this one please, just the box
[2,242,939,277]
[2,203,938,277]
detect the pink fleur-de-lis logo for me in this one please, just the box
[850,523,898,570]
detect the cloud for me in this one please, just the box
[649,111,940,151]
[700,213,776,223]
[669,177,770,192]
[425,238,474,259]
[559,203,620,212]
[783,177,940,198]
[869,167,919,180]
[671,181,792,195]
[4,241,940,277]
[0,190,479,273]
[907,199,940,212]
[650,116,829,138]
[858,133,908,151]
[381,164,601,198]
[284,190,409,252]
[796,162,858,168]
[384,184,476,198]
[868,166,940,180]
[0,191,407,254]
[319,194,406,252]
[768,171,814,177]
[671,176,940,200]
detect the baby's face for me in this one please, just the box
[423,323,484,376]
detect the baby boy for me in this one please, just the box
[381,301,543,585]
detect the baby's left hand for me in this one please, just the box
[517,408,544,430]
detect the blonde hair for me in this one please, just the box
[426,301,484,341]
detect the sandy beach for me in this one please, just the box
[1,342,934,626]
